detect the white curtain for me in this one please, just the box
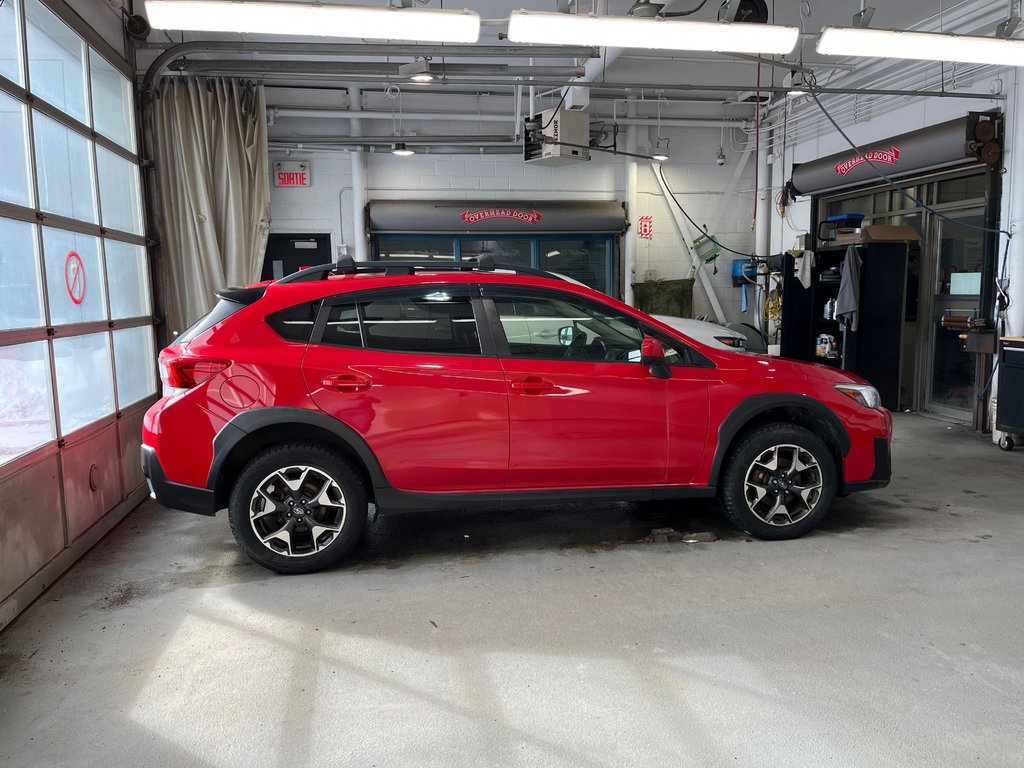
[154,77,271,332]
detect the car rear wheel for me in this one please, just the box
[228,442,367,573]
[719,423,836,540]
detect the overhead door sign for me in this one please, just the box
[834,146,900,177]
[460,208,542,225]
[65,250,86,305]
[273,161,312,187]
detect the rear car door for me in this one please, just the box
[302,285,509,492]
[483,287,669,489]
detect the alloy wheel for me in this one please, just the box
[248,465,347,557]
[742,443,823,526]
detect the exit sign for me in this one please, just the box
[273,161,311,187]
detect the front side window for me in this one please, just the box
[492,291,643,361]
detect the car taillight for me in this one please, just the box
[162,357,230,393]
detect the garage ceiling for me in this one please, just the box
[134,0,1011,151]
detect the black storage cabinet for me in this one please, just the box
[997,338,1024,439]
[780,241,914,410]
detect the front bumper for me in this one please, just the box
[141,445,218,516]
[839,436,891,494]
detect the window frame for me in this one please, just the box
[314,284,496,357]
[480,284,709,368]
[0,0,152,474]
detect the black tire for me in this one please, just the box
[228,442,367,574]
[719,423,837,540]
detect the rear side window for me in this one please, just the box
[363,294,480,354]
[175,300,246,345]
[322,303,361,347]
[319,291,481,355]
[266,300,322,342]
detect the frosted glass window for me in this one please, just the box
[97,145,143,235]
[0,0,23,86]
[90,51,135,151]
[33,111,96,223]
[0,91,32,207]
[53,332,113,434]
[0,341,55,466]
[106,240,151,319]
[113,326,156,407]
[0,218,44,331]
[26,0,87,123]
[42,227,106,325]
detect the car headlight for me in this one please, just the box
[715,336,745,348]
[834,383,882,409]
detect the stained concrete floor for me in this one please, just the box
[1,414,1023,768]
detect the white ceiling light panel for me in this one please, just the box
[817,26,1024,67]
[145,0,481,43]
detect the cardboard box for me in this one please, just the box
[831,224,920,245]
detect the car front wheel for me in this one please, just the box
[228,442,367,573]
[719,423,837,540]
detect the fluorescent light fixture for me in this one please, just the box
[391,142,415,156]
[651,137,670,161]
[145,0,481,43]
[507,10,798,55]
[398,58,435,83]
[817,26,1024,67]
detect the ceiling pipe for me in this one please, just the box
[171,59,587,78]
[205,71,1003,100]
[269,107,748,127]
[270,143,523,155]
[143,40,598,93]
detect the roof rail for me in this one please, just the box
[273,256,562,284]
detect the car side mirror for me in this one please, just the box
[558,326,575,346]
[641,337,672,379]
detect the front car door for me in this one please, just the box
[484,287,674,489]
[302,285,509,492]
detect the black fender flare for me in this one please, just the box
[707,393,850,486]
[207,407,389,501]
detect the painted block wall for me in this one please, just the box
[269,126,759,323]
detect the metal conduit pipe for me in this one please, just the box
[170,60,588,78]
[271,134,518,144]
[270,143,523,155]
[270,107,748,128]
[347,85,368,262]
[142,41,598,92]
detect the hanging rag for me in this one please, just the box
[795,250,815,289]
[836,245,862,332]
[741,283,748,313]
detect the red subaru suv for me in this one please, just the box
[142,258,891,573]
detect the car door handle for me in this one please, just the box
[510,376,554,393]
[321,374,372,392]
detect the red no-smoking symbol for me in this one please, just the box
[65,251,86,305]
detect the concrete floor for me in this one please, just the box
[1,414,1023,768]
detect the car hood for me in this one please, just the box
[703,347,872,387]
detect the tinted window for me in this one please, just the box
[321,303,361,347]
[266,300,322,342]
[493,292,643,361]
[361,293,480,355]
[175,299,246,344]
